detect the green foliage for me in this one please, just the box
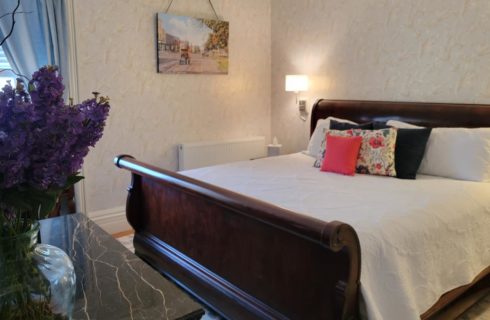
[1,173,83,216]
[200,19,229,51]
[0,173,83,235]
[0,223,66,319]
[2,187,61,218]
[0,300,66,320]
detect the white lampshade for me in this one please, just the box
[285,75,309,92]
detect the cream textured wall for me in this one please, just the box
[271,0,490,154]
[74,0,271,213]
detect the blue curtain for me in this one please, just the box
[0,0,69,91]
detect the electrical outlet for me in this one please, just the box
[298,99,307,112]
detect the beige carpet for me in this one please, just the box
[117,233,135,252]
[116,234,489,319]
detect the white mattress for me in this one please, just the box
[181,153,490,320]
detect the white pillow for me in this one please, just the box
[306,117,356,157]
[418,128,490,182]
[386,120,423,129]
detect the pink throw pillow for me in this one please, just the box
[321,135,363,176]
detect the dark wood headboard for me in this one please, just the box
[311,99,490,136]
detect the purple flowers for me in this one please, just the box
[0,65,110,193]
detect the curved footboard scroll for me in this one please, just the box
[115,155,361,320]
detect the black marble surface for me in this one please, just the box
[39,213,204,320]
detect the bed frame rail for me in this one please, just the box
[115,155,361,320]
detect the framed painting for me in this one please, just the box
[156,13,229,74]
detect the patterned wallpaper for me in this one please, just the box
[271,0,490,154]
[74,0,271,213]
[76,0,490,213]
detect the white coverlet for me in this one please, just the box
[181,153,490,320]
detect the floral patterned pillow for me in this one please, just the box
[314,130,353,167]
[350,128,398,176]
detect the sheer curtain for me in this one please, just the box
[0,0,70,92]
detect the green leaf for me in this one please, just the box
[0,174,84,219]
[48,173,84,193]
[2,187,61,218]
[65,174,84,187]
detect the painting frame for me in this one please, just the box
[156,13,229,75]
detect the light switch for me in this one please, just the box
[298,99,307,112]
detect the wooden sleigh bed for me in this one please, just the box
[115,100,490,320]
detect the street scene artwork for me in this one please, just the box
[157,13,229,74]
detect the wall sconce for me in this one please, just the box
[285,74,309,121]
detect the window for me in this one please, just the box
[0,46,15,88]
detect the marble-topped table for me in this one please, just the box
[39,213,204,320]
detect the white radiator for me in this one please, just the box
[178,136,266,171]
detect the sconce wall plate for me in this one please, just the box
[285,74,309,121]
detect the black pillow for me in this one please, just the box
[393,128,432,179]
[371,121,390,129]
[373,121,432,179]
[329,120,373,130]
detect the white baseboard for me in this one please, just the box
[88,206,130,234]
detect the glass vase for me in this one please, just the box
[33,244,76,317]
[0,222,76,319]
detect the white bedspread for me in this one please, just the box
[181,153,490,320]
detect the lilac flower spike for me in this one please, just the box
[0,66,110,190]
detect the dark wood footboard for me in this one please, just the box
[115,155,361,320]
